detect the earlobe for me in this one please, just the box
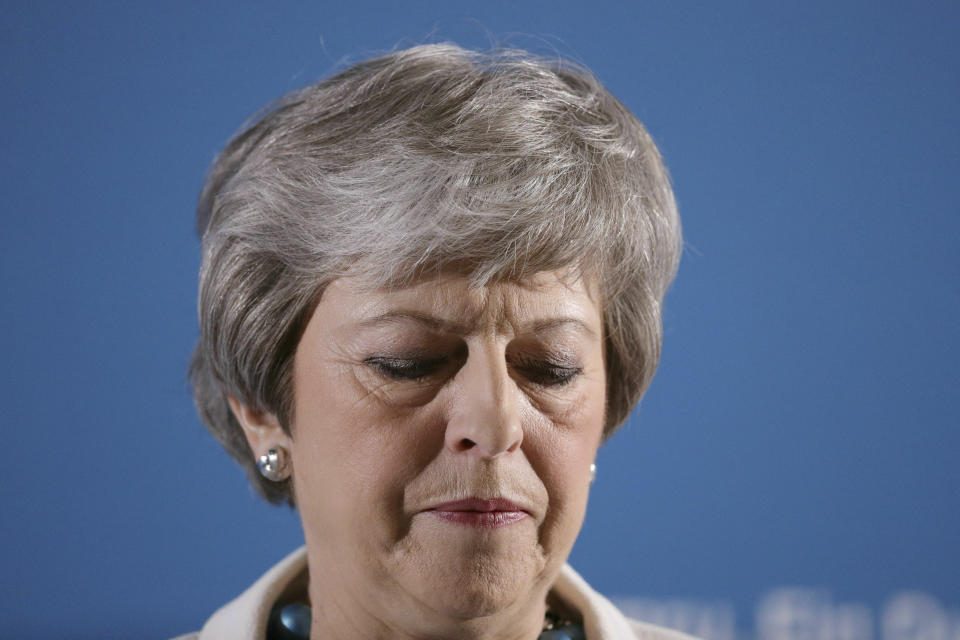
[226,396,291,459]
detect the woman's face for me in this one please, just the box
[287,270,606,632]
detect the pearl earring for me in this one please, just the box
[257,447,291,482]
[590,462,597,484]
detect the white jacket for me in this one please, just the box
[173,547,694,640]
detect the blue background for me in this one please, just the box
[2,1,958,638]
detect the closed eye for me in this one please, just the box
[364,356,447,381]
[516,360,583,387]
[364,354,582,387]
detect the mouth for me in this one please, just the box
[425,497,530,529]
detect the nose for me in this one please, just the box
[444,343,523,459]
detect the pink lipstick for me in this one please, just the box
[426,498,529,528]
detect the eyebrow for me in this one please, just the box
[356,310,597,338]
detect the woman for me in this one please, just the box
[180,43,686,640]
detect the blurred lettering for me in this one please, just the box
[882,593,955,640]
[756,589,872,640]
[615,596,736,640]
[614,589,957,640]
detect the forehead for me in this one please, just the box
[318,270,602,337]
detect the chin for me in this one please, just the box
[394,530,548,620]
[421,566,535,620]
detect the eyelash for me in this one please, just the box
[364,356,582,387]
[518,360,582,387]
[365,357,445,382]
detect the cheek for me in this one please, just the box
[531,435,595,560]
[527,385,605,553]
[290,367,444,543]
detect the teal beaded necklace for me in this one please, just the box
[267,601,586,640]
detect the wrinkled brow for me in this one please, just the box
[356,310,597,339]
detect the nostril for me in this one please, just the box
[456,438,476,452]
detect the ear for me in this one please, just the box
[227,396,292,460]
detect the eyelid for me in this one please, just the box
[364,350,583,387]
[513,356,583,387]
[364,355,447,381]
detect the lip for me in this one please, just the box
[425,498,530,529]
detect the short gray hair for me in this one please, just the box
[190,43,681,505]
